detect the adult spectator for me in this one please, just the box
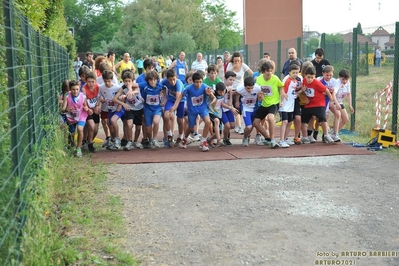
[106,51,116,75]
[282,48,303,78]
[375,46,382,67]
[82,52,94,70]
[73,56,82,80]
[226,51,253,135]
[311,48,330,77]
[223,51,231,73]
[191,53,208,72]
[136,57,144,75]
[263,52,271,60]
[165,56,172,69]
[115,53,136,78]
[168,51,189,84]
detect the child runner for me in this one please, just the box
[112,70,142,151]
[253,61,285,148]
[207,82,229,147]
[221,71,238,146]
[136,70,166,149]
[278,64,301,148]
[235,76,261,147]
[300,66,337,144]
[181,72,215,151]
[334,68,354,132]
[61,80,89,157]
[81,71,100,152]
[98,70,123,150]
[161,69,186,147]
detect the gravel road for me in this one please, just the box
[106,153,399,266]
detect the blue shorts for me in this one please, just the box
[143,106,162,127]
[242,110,254,127]
[108,107,125,124]
[187,109,209,128]
[67,121,85,133]
[221,110,235,124]
[165,100,185,118]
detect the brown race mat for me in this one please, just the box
[91,133,373,164]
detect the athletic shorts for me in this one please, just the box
[301,106,327,124]
[254,104,279,120]
[86,113,100,123]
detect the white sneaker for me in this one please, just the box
[242,138,249,147]
[238,127,244,135]
[301,137,310,144]
[331,133,341,142]
[323,134,334,144]
[114,138,121,149]
[285,138,295,146]
[102,138,110,148]
[191,133,200,142]
[279,140,290,148]
[308,135,316,143]
[133,141,143,149]
[201,139,209,151]
[234,126,240,133]
[255,134,262,144]
[151,139,160,148]
[124,141,132,151]
[270,139,279,148]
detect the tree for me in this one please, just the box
[357,22,363,35]
[64,0,123,52]
[112,0,242,57]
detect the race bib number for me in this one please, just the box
[87,97,97,108]
[244,97,256,106]
[67,109,80,122]
[106,99,115,108]
[178,68,185,75]
[261,86,272,96]
[191,95,204,106]
[304,87,315,98]
[146,94,159,105]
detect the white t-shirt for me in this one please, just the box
[334,79,351,104]
[226,62,250,91]
[191,60,208,72]
[236,84,261,113]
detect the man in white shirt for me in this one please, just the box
[191,53,208,73]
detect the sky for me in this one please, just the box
[225,0,399,34]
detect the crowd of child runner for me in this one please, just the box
[59,48,354,157]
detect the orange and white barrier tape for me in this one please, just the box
[374,80,393,129]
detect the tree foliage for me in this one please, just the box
[103,0,242,58]
[357,22,363,35]
[64,0,123,52]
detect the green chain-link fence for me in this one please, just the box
[0,0,69,264]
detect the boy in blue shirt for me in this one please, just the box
[181,72,215,151]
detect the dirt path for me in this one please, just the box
[106,153,399,265]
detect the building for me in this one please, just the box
[243,0,303,70]
[371,26,391,49]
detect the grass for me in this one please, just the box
[19,127,138,265]
[336,59,399,157]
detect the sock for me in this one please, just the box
[307,130,312,136]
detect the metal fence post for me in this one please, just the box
[277,40,282,77]
[21,16,36,150]
[351,28,358,132]
[392,22,399,133]
[296,37,301,59]
[365,42,369,76]
[4,0,20,177]
[259,42,263,60]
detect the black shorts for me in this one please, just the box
[301,106,327,124]
[294,98,301,116]
[280,111,294,123]
[254,104,279,120]
[86,113,100,123]
[122,109,143,126]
